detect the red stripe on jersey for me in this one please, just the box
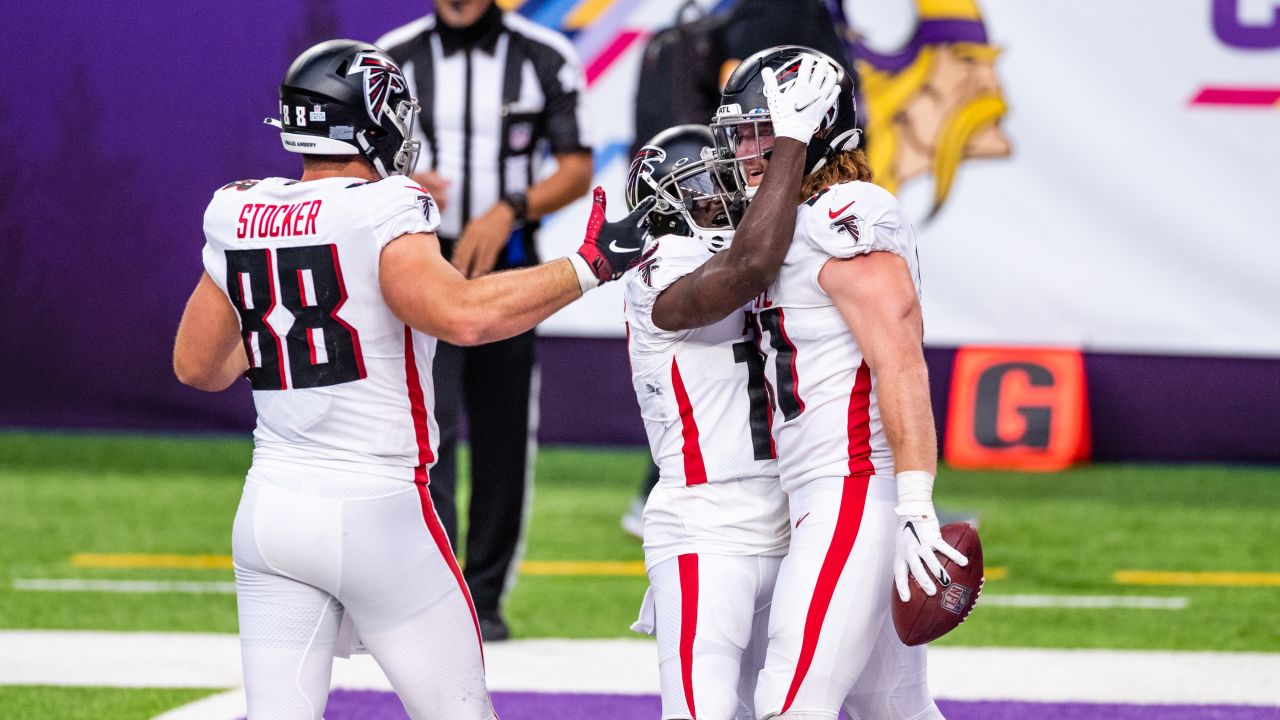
[678,553,699,718]
[329,244,366,379]
[671,357,707,485]
[403,326,435,467]
[306,327,318,366]
[296,268,309,305]
[780,474,871,714]
[262,249,287,389]
[415,477,484,665]
[847,360,875,477]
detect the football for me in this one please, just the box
[891,522,984,646]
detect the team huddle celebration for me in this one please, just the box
[172,0,979,714]
[7,0,1278,718]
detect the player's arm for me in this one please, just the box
[382,232,580,346]
[820,252,967,600]
[650,136,806,331]
[822,252,934,474]
[652,54,840,332]
[382,190,652,346]
[173,272,249,392]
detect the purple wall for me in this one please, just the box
[2,3,1277,462]
[536,340,1280,463]
[1,1,421,434]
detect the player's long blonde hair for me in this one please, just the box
[800,149,874,201]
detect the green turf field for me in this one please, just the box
[1,430,1279,652]
[0,686,220,720]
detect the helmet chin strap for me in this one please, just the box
[357,132,391,178]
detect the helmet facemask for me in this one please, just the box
[709,112,779,201]
[358,97,422,178]
[647,157,742,253]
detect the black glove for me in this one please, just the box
[576,187,655,284]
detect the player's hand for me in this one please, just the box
[453,202,515,278]
[576,187,654,285]
[894,502,969,602]
[763,54,841,144]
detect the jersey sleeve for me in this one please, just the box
[622,237,712,339]
[200,191,233,294]
[365,177,442,251]
[803,181,915,261]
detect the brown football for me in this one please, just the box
[891,522,984,646]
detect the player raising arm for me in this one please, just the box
[172,40,648,720]
[707,46,967,719]
[623,53,842,720]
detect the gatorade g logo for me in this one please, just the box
[945,348,1090,471]
[973,362,1055,449]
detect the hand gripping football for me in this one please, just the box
[891,522,984,646]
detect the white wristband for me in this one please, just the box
[567,253,601,294]
[894,470,935,517]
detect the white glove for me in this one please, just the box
[762,54,842,144]
[894,501,969,602]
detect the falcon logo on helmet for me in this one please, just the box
[268,40,421,179]
[347,52,408,125]
[626,146,667,210]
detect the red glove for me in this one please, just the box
[576,187,654,284]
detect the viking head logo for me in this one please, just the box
[851,0,1012,218]
[346,51,408,125]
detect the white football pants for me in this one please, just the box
[640,553,782,720]
[232,464,496,720]
[755,474,943,720]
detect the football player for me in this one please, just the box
[623,55,841,720]
[172,40,650,720]
[709,47,968,719]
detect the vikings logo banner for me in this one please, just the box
[843,0,1012,219]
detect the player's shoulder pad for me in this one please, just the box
[355,176,441,229]
[623,234,710,305]
[217,179,263,193]
[801,180,907,259]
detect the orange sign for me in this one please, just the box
[945,347,1090,471]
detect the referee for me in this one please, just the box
[379,0,592,642]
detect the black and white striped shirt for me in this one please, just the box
[378,10,589,265]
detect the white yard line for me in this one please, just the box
[1,631,1277,708]
[979,594,1189,609]
[11,580,1191,611]
[14,579,237,594]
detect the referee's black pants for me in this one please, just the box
[428,328,536,621]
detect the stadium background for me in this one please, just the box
[1,0,1278,718]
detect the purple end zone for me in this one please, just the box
[315,690,1280,720]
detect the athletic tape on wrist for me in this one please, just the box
[895,470,935,516]
[567,253,601,294]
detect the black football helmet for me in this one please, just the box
[625,125,741,252]
[710,46,859,192]
[267,40,420,178]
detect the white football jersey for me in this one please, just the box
[623,235,779,488]
[201,175,441,481]
[751,180,921,490]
